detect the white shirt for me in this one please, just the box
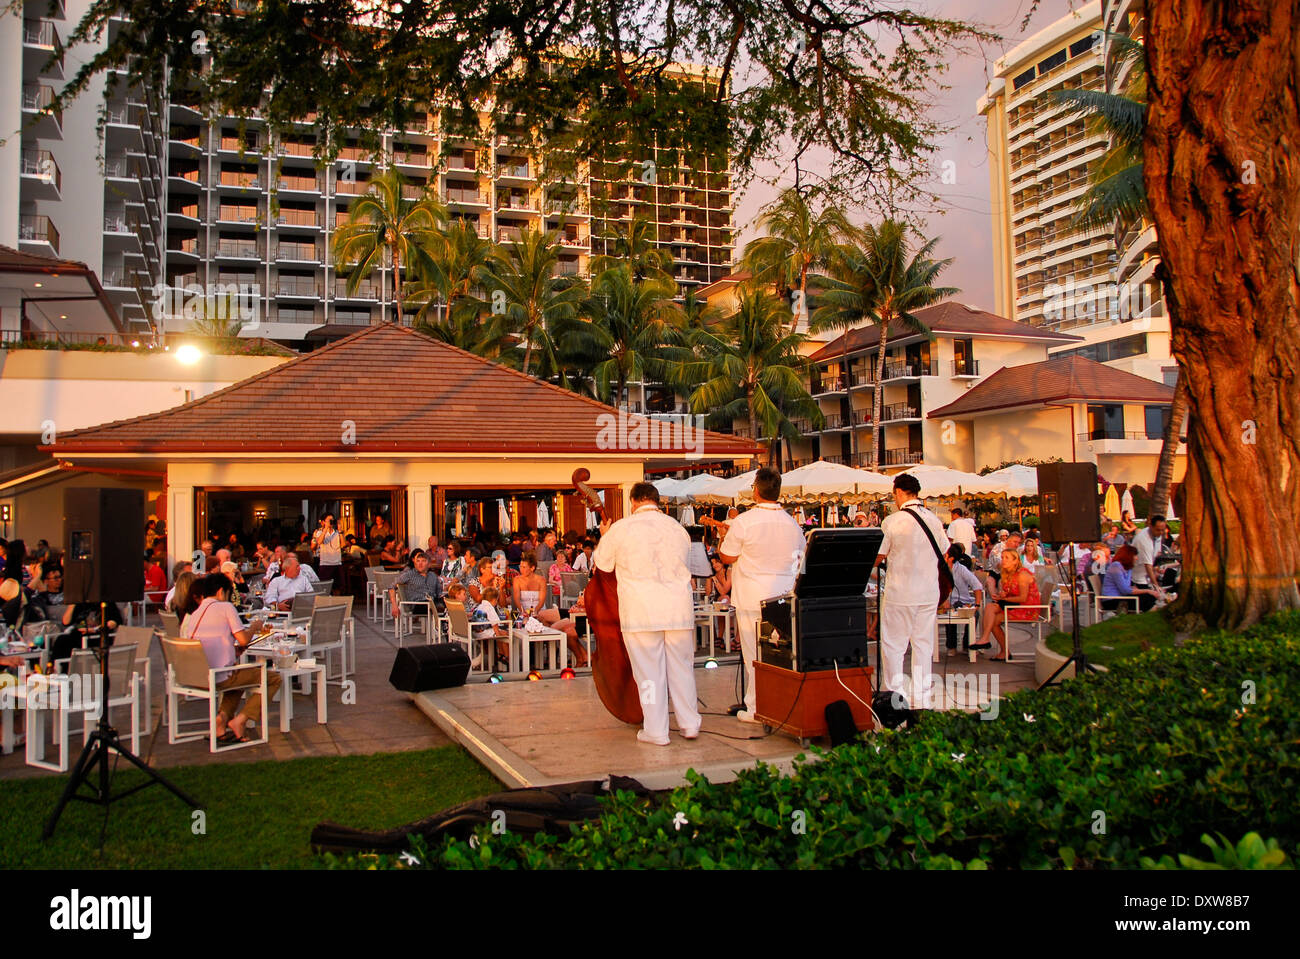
[264,572,315,607]
[687,541,712,578]
[719,503,806,610]
[316,529,342,565]
[593,504,693,632]
[1131,528,1160,585]
[947,517,977,552]
[878,500,950,606]
[572,552,590,573]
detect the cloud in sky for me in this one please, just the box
[732,0,1076,314]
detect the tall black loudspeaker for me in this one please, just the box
[63,488,145,604]
[1035,463,1101,543]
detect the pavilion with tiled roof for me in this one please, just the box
[47,324,757,564]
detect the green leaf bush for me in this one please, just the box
[412,612,1300,869]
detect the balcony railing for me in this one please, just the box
[170,204,200,218]
[951,359,980,377]
[1077,430,1166,443]
[277,278,320,297]
[20,150,61,192]
[279,140,315,157]
[22,84,60,126]
[168,236,199,254]
[882,403,919,422]
[277,209,319,227]
[812,376,845,394]
[218,206,258,223]
[215,240,260,258]
[335,281,378,299]
[884,448,924,466]
[219,135,258,152]
[497,195,536,211]
[19,214,59,252]
[497,228,524,243]
[279,174,321,192]
[23,19,59,47]
[883,359,937,379]
[823,414,849,430]
[276,244,319,261]
[171,168,201,183]
[446,188,488,205]
[333,178,368,195]
[219,171,260,188]
[497,163,531,178]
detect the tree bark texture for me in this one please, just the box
[1145,0,1300,628]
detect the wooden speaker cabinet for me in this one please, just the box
[754,661,875,743]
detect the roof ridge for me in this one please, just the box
[56,322,386,441]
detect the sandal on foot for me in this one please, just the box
[969,642,992,650]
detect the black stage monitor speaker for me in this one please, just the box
[63,488,145,604]
[389,644,471,692]
[1036,462,1101,543]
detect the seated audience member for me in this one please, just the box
[32,564,65,618]
[972,549,1040,661]
[471,586,511,666]
[181,572,277,745]
[389,550,445,620]
[571,539,595,573]
[1103,523,1126,551]
[491,549,509,576]
[512,553,586,667]
[1120,510,1139,538]
[49,597,127,663]
[262,554,316,611]
[144,553,168,603]
[1101,544,1160,613]
[548,547,574,597]
[370,515,391,549]
[536,530,557,564]
[342,535,365,560]
[251,541,273,569]
[940,544,986,653]
[168,571,199,621]
[439,541,465,579]
[466,556,499,605]
[505,532,525,566]
[220,560,247,595]
[0,578,36,628]
[1020,537,1046,572]
[709,556,731,604]
[263,546,289,582]
[424,537,447,571]
[380,535,405,568]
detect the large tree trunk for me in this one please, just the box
[871,322,891,471]
[1145,0,1300,629]
[1149,367,1190,521]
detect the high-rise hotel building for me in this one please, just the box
[1,4,734,345]
[978,0,1171,384]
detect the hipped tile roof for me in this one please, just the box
[48,323,758,457]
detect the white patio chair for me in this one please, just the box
[161,637,268,752]
[364,567,382,620]
[313,595,355,681]
[27,644,142,772]
[373,571,401,632]
[559,570,588,611]
[310,579,334,596]
[303,603,348,687]
[393,584,435,647]
[1089,573,1141,622]
[288,591,318,626]
[445,600,494,673]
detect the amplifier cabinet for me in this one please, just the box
[758,593,870,672]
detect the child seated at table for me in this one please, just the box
[471,586,510,668]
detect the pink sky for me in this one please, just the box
[733,0,1072,313]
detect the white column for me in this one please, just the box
[168,483,194,575]
[406,483,432,551]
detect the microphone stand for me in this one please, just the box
[44,601,200,840]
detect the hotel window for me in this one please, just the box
[1145,405,1171,440]
[1012,68,1036,91]
[1069,36,1097,58]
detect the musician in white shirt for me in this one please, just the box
[874,473,950,710]
[718,467,806,722]
[593,482,701,746]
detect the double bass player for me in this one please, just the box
[592,482,701,745]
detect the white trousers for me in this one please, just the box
[734,607,760,714]
[880,602,937,710]
[623,629,701,742]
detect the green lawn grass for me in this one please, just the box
[0,747,500,869]
[1045,609,1178,667]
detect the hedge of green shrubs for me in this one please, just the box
[412,613,1300,869]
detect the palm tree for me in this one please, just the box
[592,215,674,283]
[680,287,724,332]
[475,228,585,378]
[570,265,684,406]
[409,219,493,346]
[332,166,444,324]
[675,287,822,465]
[1042,33,1187,520]
[812,221,956,470]
[740,186,852,334]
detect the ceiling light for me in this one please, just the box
[34,282,42,288]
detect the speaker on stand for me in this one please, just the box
[1036,463,1101,689]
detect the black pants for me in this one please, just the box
[49,629,114,665]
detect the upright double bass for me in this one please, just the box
[571,469,642,725]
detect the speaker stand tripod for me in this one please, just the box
[1037,560,1097,689]
[43,604,201,841]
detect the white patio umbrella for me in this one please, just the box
[498,499,512,533]
[679,504,696,525]
[695,469,759,506]
[781,460,893,497]
[675,473,732,502]
[975,464,1039,497]
[902,464,990,497]
[536,498,552,529]
[653,477,688,502]
[1121,487,1135,519]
